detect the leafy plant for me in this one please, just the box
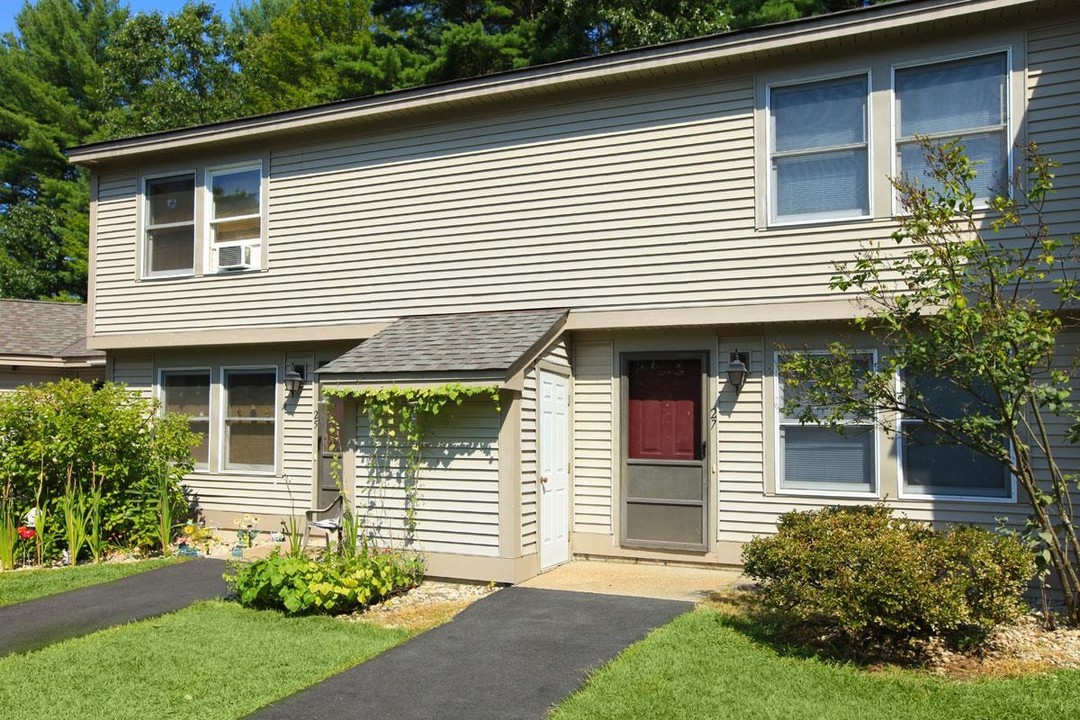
[280,515,305,558]
[0,380,198,557]
[86,468,106,563]
[742,505,1034,657]
[59,467,90,566]
[0,478,17,571]
[226,549,424,615]
[324,384,499,544]
[778,141,1080,625]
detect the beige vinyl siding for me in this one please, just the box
[1027,21,1080,233]
[0,369,70,392]
[91,75,759,334]
[572,339,614,535]
[521,371,537,554]
[354,399,500,557]
[1030,330,1080,496]
[521,336,572,555]
[110,356,153,397]
[109,348,316,517]
[716,337,767,544]
[94,172,138,308]
[279,350,317,511]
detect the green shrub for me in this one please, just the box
[226,550,425,615]
[0,380,196,558]
[741,505,1034,656]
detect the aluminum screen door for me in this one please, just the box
[622,354,707,550]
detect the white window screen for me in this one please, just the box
[770,75,869,222]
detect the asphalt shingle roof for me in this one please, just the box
[0,300,102,360]
[320,309,568,377]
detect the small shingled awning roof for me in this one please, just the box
[318,308,568,388]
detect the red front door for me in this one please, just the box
[623,354,707,550]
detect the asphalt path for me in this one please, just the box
[249,586,691,720]
[0,558,228,657]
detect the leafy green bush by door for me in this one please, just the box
[742,505,1034,657]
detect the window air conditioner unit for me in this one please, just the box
[216,244,253,271]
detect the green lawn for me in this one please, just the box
[0,558,178,607]
[552,607,1080,720]
[0,600,409,719]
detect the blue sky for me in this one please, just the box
[2,1,231,36]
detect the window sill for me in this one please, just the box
[140,271,195,281]
[217,468,277,477]
[761,214,879,232]
[898,490,1017,504]
[774,487,879,500]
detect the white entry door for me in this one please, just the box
[539,370,570,570]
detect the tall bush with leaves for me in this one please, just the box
[0,379,196,554]
[778,141,1080,624]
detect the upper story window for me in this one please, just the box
[769,74,870,224]
[895,52,1009,200]
[141,160,265,279]
[207,164,263,272]
[144,174,195,277]
[776,351,877,496]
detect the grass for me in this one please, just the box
[552,603,1080,720]
[0,558,178,607]
[0,600,409,719]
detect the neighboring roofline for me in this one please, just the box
[0,355,105,369]
[65,0,1034,166]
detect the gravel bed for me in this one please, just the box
[984,615,1080,668]
[365,580,500,616]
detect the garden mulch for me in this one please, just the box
[0,558,228,657]
[248,586,692,720]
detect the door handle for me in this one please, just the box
[540,476,548,485]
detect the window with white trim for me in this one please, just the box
[141,161,265,279]
[207,164,263,272]
[161,370,210,470]
[222,368,277,473]
[769,74,870,224]
[899,374,1012,500]
[777,351,876,495]
[895,52,1008,200]
[144,174,195,276]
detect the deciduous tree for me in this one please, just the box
[779,141,1080,625]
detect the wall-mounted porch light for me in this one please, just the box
[726,350,749,393]
[283,364,305,396]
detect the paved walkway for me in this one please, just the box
[0,558,228,657]
[249,587,692,720]
[519,559,746,601]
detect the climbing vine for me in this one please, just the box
[322,384,501,544]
